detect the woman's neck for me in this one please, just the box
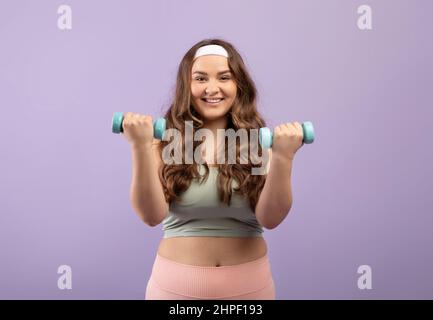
[202,116,228,137]
[201,116,228,164]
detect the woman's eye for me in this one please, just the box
[194,76,231,81]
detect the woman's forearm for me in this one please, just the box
[255,153,293,229]
[129,144,168,226]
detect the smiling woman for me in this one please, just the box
[133,38,278,300]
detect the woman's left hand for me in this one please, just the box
[271,122,304,161]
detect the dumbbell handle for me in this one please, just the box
[111,112,166,139]
[259,121,315,149]
[112,112,315,147]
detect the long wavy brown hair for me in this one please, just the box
[157,38,268,213]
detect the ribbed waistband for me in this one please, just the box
[149,253,273,299]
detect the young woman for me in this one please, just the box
[122,39,304,299]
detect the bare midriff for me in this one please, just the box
[157,236,267,267]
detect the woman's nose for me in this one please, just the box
[205,88,219,95]
[205,79,220,95]
[205,88,220,96]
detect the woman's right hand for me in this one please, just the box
[122,112,154,148]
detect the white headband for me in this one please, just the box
[194,44,229,60]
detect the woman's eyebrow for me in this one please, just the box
[192,70,231,75]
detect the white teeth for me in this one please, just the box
[205,99,222,103]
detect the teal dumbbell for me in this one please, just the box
[111,112,166,140]
[259,121,315,149]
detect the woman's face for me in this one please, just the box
[190,55,237,122]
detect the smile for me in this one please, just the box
[202,98,224,105]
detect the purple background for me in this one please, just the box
[1,0,432,299]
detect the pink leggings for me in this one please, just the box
[145,253,276,300]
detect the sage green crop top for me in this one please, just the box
[162,165,264,238]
